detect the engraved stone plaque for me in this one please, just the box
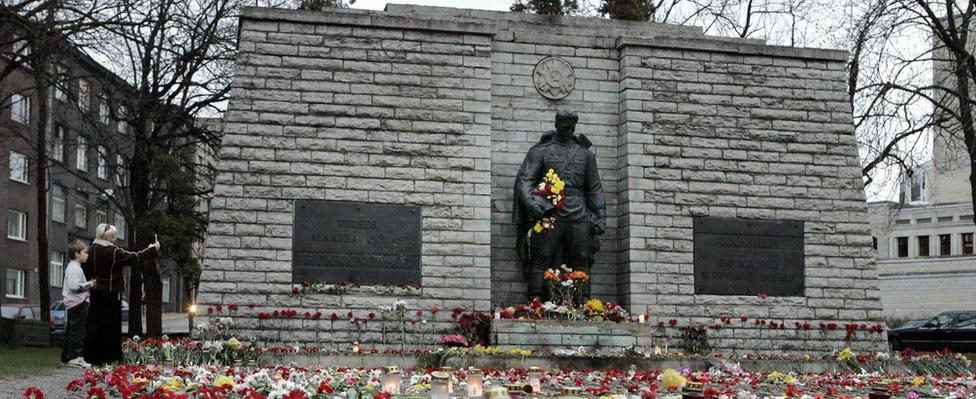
[292,200,421,285]
[693,217,804,296]
[533,56,576,100]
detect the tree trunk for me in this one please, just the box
[33,68,50,323]
[952,52,976,225]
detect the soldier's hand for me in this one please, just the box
[527,203,546,220]
[593,217,606,235]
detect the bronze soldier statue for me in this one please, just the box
[512,110,606,302]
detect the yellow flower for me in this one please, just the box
[162,378,184,392]
[836,347,855,362]
[509,348,532,357]
[911,376,925,387]
[783,375,795,385]
[661,369,686,390]
[768,371,784,381]
[227,337,241,350]
[584,298,604,313]
[213,375,235,389]
[533,222,544,233]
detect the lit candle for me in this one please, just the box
[467,368,484,398]
[654,345,662,356]
[440,366,454,392]
[431,371,451,399]
[638,314,645,323]
[352,341,360,354]
[382,366,401,394]
[527,367,543,394]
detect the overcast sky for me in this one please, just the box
[352,0,511,11]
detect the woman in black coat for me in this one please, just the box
[83,223,160,366]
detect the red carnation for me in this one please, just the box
[23,387,43,399]
[668,319,677,327]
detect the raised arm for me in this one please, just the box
[112,245,159,268]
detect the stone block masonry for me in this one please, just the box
[199,5,887,352]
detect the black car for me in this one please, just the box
[888,310,976,352]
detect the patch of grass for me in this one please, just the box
[0,346,62,379]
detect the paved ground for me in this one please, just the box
[0,366,82,398]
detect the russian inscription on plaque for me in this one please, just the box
[693,217,804,296]
[292,200,422,285]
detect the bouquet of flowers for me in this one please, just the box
[530,168,566,233]
[544,264,589,306]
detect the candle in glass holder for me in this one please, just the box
[558,386,583,399]
[431,371,452,399]
[868,384,891,399]
[486,386,510,399]
[681,382,704,399]
[438,366,455,392]
[382,366,401,394]
[351,341,360,354]
[527,367,543,393]
[467,368,484,398]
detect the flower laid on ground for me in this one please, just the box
[22,387,43,399]
[499,297,630,322]
[439,334,468,347]
[34,364,976,399]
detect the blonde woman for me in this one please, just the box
[82,223,160,366]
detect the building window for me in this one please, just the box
[161,278,171,303]
[115,154,125,186]
[11,93,29,124]
[74,204,87,229]
[7,210,27,241]
[54,64,68,102]
[99,95,110,125]
[896,237,909,258]
[116,106,127,134]
[96,147,108,180]
[76,136,87,172]
[964,233,974,255]
[78,79,91,112]
[95,210,107,227]
[5,269,25,299]
[917,236,930,257]
[9,151,28,183]
[49,251,65,287]
[115,213,126,239]
[51,185,65,223]
[940,234,951,256]
[50,127,65,162]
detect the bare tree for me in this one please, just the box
[902,0,976,224]
[0,0,131,322]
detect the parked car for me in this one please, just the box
[0,304,41,320]
[51,301,67,337]
[888,310,976,352]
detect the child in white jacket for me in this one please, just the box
[61,240,94,368]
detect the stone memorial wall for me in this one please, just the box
[198,4,887,352]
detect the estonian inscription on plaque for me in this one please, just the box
[693,217,804,296]
[292,200,421,285]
